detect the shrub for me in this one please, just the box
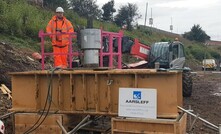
[188,45,207,61]
[0,0,52,40]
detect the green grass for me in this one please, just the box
[0,34,40,51]
[0,0,220,66]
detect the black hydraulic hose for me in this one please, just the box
[23,67,61,134]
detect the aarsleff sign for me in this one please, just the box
[125,100,149,104]
[118,88,157,119]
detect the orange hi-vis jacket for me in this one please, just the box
[46,16,74,68]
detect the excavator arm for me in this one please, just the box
[121,37,151,68]
[130,38,150,60]
[121,37,150,60]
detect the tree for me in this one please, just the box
[69,0,101,19]
[101,0,116,22]
[114,3,141,30]
[183,24,210,43]
[43,0,68,10]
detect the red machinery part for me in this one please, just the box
[130,39,150,60]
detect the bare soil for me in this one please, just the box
[184,71,221,134]
[0,41,42,134]
[0,41,221,134]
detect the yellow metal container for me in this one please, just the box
[11,69,182,118]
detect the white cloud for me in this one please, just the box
[155,0,219,8]
[96,0,221,41]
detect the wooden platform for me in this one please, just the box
[14,113,63,134]
[112,113,187,134]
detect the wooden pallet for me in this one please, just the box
[112,113,187,134]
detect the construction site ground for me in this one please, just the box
[0,41,221,133]
[184,71,221,134]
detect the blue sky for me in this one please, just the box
[97,0,221,41]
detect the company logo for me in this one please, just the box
[133,91,141,100]
[125,91,148,104]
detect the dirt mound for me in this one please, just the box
[0,41,39,132]
[0,41,44,133]
[0,41,42,88]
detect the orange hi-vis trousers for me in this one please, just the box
[53,44,68,68]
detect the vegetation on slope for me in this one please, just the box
[0,0,220,69]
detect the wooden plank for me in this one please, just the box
[15,125,61,134]
[57,74,72,111]
[178,113,187,134]
[177,73,183,107]
[74,74,84,110]
[98,74,109,112]
[86,74,96,110]
[95,74,99,112]
[34,74,40,110]
[0,86,7,94]
[111,115,187,134]
[15,113,62,134]
[58,73,63,109]
[112,119,174,133]
[70,74,74,110]
[134,73,138,88]
[0,86,12,99]
[82,74,87,110]
[107,74,111,113]
[112,129,171,134]
[1,84,11,93]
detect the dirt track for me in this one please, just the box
[184,71,221,134]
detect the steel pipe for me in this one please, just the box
[178,106,219,130]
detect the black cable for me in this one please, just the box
[23,73,52,134]
[23,69,53,134]
[23,67,60,134]
[24,67,59,133]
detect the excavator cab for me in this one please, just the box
[148,41,192,97]
[148,41,185,69]
[169,41,185,69]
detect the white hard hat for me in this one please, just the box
[0,120,4,134]
[56,7,64,13]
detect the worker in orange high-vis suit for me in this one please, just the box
[46,7,74,68]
